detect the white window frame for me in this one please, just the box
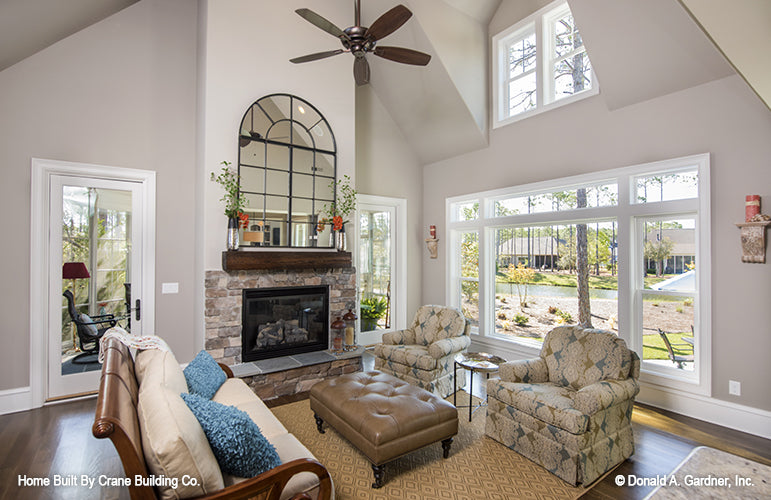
[492,0,599,128]
[446,154,711,396]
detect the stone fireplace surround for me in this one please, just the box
[204,265,360,400]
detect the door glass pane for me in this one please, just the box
[61,186,131,374]
[359,209,391,331]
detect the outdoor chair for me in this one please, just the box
[373,305,471,398]
[486,326,640,485]
[63,290,117,363]
[657,329,694,369]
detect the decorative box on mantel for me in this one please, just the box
[736,221,771,263]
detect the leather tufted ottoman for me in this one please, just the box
[309,370,458,488]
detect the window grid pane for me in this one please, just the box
[553,50,592,101]
[507,31,537,78]
[635,170,699,203]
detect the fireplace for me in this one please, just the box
[241,285,329,362]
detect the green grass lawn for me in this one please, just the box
[497,271,673,291]
[642,332,693,361]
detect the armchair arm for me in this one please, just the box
[428,336,471,359]
[76,316,117,327]
[573,378,640,416]
[498,358,549,383]
[193,458,333,500]
[381,327,417,345]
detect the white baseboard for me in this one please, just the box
[638,384,771,440]
[0,386,32,415]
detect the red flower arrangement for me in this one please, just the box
[238,212,249,229]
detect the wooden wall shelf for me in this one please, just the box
[222,250,352,271]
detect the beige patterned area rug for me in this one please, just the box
[644,446,771,500]
[271,392,584,500]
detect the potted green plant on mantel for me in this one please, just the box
[317,175,357,251]
[360,296,387,331]
[210,161,248,250]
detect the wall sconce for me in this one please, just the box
[425,225,438,259]
[736,195,770,263]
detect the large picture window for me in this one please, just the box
[447,154,711,394]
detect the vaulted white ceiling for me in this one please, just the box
[1,0,767,164]
[0,0,138,72]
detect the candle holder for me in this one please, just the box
[331,316,345,353]
[343,309,358,350]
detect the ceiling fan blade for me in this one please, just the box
[353,56,370,86]
[295,8,346,39]
[373,46,431,66]
[290,49,345,64]
[366,4,412,41]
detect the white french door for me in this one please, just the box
[31,159,155,404]
[357,195,407,346]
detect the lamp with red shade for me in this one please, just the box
[62,262,90,280]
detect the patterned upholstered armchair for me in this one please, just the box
[374,305,471,398]
[485,326,640,486]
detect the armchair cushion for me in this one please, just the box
[374,344,437,371]
[542,326,633,390]
[499,358,549,383]
[79,313,99,337]
[487,381,590,434]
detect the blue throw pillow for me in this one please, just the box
[184,350,227,399]
[180,393,281,477]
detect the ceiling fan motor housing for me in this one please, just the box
[342,26,374,57]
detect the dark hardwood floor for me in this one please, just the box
[2,356,768,499]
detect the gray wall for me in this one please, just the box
[0,0,200,390]
[355,86,424,319]
[422,74,771,411]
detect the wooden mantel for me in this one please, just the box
[222,250,352,271]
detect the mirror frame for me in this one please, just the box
[237,93,337,248]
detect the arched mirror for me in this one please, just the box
[238,94,337,248]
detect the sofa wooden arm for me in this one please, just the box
[191,458,332,500]
[218,363,234,378]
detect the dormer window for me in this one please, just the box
[493,1,598,127]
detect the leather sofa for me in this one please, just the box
[93,338,332,500]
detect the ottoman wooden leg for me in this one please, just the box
[371,464,385,489]
[442,437,453,459]
[313,412,325,434]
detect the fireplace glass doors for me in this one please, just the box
[242,286,329,362]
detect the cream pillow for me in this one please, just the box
[135,349,188,394]
[138,384,224,499]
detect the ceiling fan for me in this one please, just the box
[290,0,431,86]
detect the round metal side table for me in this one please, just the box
[453,352,506,421]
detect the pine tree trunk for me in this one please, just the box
[576,189,591,327]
